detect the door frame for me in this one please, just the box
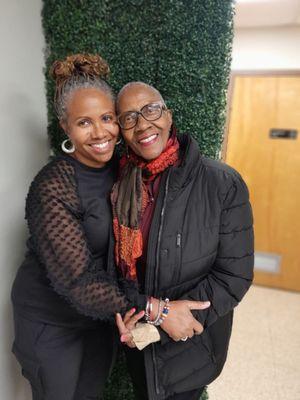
[222,70,300,161]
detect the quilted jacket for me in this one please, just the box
[142,134,254,399]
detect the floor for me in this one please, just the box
[208,285,300,400]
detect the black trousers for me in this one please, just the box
[12,311,116,400]
[125,347,204,400]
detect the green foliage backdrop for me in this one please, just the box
[41,0,233,398]
[42,0,233,158]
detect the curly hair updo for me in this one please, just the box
[50,53,114,120]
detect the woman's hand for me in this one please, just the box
[158,300,210,341]
[115,308,145,348]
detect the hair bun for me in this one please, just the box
[50,53,110,83]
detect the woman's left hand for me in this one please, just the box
[115,308,145,348]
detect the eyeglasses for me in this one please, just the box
[118,102,167,130]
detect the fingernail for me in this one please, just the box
[120,336,125,342]
[204,301,210,306]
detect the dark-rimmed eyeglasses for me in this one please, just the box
[118,102,167,130]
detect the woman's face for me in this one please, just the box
[117,85,172,160]
[61,88,119,168]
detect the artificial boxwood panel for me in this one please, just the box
[42,1,233,398]
[103,350,209,400]
[42,0,233,158]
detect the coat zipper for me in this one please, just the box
[144,170,171,399]
[152,170,171,396]
[174,232,182,283]
[176,233,181,247]
[154,170,171,293]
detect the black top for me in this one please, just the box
[11,154,145,327]
[75,157,114,262]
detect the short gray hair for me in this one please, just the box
[116,81,166,112]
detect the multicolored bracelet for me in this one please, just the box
[146,298,170,326]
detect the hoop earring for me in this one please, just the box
[116,137,122,145]
[61,139,75,154]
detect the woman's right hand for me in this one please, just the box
[155,299,210,341]
[116,308,145,348]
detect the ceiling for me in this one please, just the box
[235,0,300,28]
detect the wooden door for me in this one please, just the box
[224,75,300,291]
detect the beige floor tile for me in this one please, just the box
[208,285,300,400]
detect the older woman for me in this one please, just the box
[113,82,254,400]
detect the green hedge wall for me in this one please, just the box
[42,0,233,158]
[42,1,233,398]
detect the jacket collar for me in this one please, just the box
[168,133,202,191]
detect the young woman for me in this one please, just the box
[114,82,254,400]
[11,54,140,400]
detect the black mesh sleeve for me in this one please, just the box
[26,159,145,320]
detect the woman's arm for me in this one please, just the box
[179,173,254,329]
[26,160,146,320]
[150,298,210,341]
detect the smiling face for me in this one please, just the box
[61,88,119,168]
[117,83,172,160]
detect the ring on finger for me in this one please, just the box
[180,336,188,342]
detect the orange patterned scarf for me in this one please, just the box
[111,128,179,280]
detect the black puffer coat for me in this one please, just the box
[143,134,254,399]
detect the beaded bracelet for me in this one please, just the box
[147,298,170,326]
[155,298,170,326]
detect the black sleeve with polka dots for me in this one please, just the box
[25,158,146,320]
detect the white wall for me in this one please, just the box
[0,1,49,399]
[232,26,300,71]
[1,3,299,399]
